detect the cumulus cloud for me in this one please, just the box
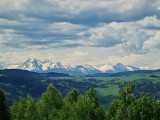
[0,0,160,68]
[0,50,57,64]
[62,51,89,64]
[0,0,160,24]
[88,16,160,53]
[0,20,89,48]
[137,16,160,27]
[102,54,146,66]
[143,31,160,49]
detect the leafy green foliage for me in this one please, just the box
[107,83,160,120]
[1,81,160,120]
[11,96,37,120]
[37,84,62,120]
[72,88,106,120]
[1,69,160,110]
[10,84,106,120]
[59,89,78,120]
[120,79,160,99]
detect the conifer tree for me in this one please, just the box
[60,89,78,120]
[72,88,106,120]
[37,84,62,120]
[106,83,160,120]
[24,96,37,120]
[0,89,11,120]
[11,97,26,120]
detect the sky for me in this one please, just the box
[0,0,160,68]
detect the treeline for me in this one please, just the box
[0,83,160,120]
[119,79,160,99]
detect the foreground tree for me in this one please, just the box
[11,97,26,120]
[106,83,160,120]
[0,89,11,120]
[37,84,62,120]
[127,94,160,120]
[11,96,37,120]
[59,89,78,120]
[24,96,37,120]
[72,88,106,120]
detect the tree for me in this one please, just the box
[64,88,78,104]
[37,84,62,120]
[106,83,160,120]
[11,96,37,120]
[11,97,26,120]
[127,94,160,120]
[72,88,106,120]
[24,96,37,120]
[0,89,11,120]
[59,89,78,120]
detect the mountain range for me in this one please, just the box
[0,58,149,76]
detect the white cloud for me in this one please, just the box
[0,18,20,26]
[102,54,146,66]
[62,51,89,64]
[143,31,160,49]
[0,0,160,69]
[88,16,160,53]
[48,22,88,36]
[137,15,160,27]
[0,50,57,64]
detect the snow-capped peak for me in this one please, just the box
[97,63,115,73]
[1,58,150,75]
[16,58,42,72]
[0,65,5,69]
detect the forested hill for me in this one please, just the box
[0,69,69,77]
[0,69,160,109]
[1,83,160,120]
[0,69,69,103]
[91,69,160,77]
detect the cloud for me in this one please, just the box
[0,50,89,65]
[0,14,160,52]
[0,0,160,24]
[88,16,160,53]
[143,31,160,49]
[137,16,160,27]
[0,20,89,48]
[102,54,146,66]
[0,0,160,68]
[68,51,88,57]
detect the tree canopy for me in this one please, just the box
[0,89,11,120]
[0,83,159,120]
[106,83,160,120]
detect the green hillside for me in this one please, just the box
[0,69,160,109]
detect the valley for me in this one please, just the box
[0,69,160,109]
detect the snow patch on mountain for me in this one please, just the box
[97,63,115,73]
[0,65,5,69]
[1,58,150,75]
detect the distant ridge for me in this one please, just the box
[89,69,160,77]
[0,69,69,77]
[0,58,152,76]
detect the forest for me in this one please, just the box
[0,83,160,120]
